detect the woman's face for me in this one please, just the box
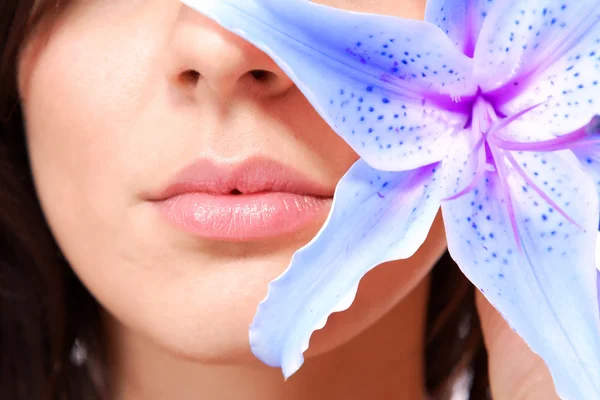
[17,0,445,363]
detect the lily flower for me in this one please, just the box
[183,0,600,397]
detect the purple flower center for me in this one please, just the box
[444,95,598,246]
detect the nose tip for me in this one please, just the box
[167,6,294,101]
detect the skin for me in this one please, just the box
[17,0,558,398]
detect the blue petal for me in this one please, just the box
[597,268,600,318]
[572,117,600,200]
[473,0,600,134]
[596,232,600,315]
[442,134,600,398]
[573,144,600,200]
[249,159,441,377]
[425,0,498,57]
[596,232,600,264]
[183,0,476,171]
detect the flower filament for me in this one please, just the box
[443,97,591,247]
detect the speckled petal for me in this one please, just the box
[571,117,600,201]
[425,0,498,57]
[474,0,600,134]
[183,0,476,171]
[573,144,600,201]
[596,232,600,315]
[442,130,600,399]
[596,232,600,264]
[250,159,441,378]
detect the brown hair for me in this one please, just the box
[0,1,488,398]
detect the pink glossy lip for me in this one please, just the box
[147,157,334,241]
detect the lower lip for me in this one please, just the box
[153,192,333,241]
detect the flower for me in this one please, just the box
[183,0,600,397]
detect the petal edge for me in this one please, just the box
[250,159,442,377]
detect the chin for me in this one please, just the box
[108,252,437,369]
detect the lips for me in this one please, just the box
[147,157,334,241]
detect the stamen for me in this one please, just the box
[489,126,596,151]
[483,101,500,124]
[504,152,581,230]
[490,115,600,152]
[442,105,486,202]
[487,102,545,137]
[442,141,486,201]
[471,96,496,135]
[491,147,523,253]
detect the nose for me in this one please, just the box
[166,5,294,102]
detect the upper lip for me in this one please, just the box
[146,156,334,201]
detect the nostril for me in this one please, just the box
[249,69,273,82]
[179,70,201,88]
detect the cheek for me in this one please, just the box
[21,17,156,208]
[16,5,207,356]
[18,5,172,257]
